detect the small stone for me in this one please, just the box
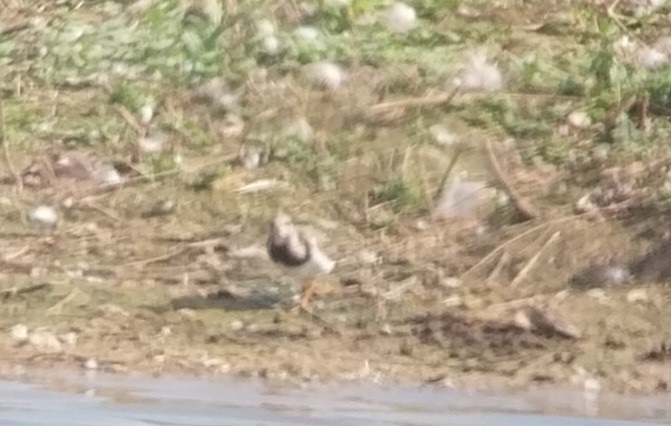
[638,47,668,69]
[97,304,130,317]
[256,19,275,37]
[308,62,346,90]
[230,320,244,331]
[586,288,608,302]
[442,295,463,308]
[440,277,462,289]
[567,111,591,129]
[294,26,319,41]
[29,205,59,227]
[356,249,380,266]
[263,36,280,55]
[84,358,98,370]
[584,377,601,395]
[178,308,197,319]
[92,164,122,187]
[29,330,63,352]
[626,288,648,304]
[59,332,78,347]
[385,2,417,34]
[379,323,393,335]
[11,324,29,344]
[429,124,458,147]
[138,132,167,154]
[413,219,429,230]
[202,357,223,367]
[62,197,75,209]
[138,105,154,124]
[239,145,261,169]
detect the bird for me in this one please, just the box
[266,214,335,311]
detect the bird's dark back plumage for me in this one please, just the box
[267,220,311,267]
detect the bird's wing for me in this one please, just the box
[268,231,310,266]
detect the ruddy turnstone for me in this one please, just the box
[267,214,335,311]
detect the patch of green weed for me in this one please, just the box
[374,177,422,212]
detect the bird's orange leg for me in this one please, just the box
[300,277,317,309]
[290,277,316,314]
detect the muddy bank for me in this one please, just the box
[0,0,671,398]
[0,208,670,395]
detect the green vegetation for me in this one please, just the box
[0,0,669,225]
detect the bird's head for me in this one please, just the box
[270,214,294,237]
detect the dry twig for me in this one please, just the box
[0,98,22,192]
[114,105,144,135]
[434,144,464,202]
[460,215,583,280]
[510,231,561,286]
[484,138,537,221]
[0,283,51,300]
[370,87,460,113]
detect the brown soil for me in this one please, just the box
[0,183,670,395]
[0,0,670,398]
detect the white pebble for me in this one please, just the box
[60,332,78,347]
[457,50,503,92]
[10,324,29,343]
[638,47,668,69]
[440,277,462,288]
[567,111,591,129]
[256,19,275,37]
[308,62,346,90]
[29,205,59,227]
[385,2,417,34]
[586,288,608,303]
[626,288,648,303]
[92,164,122,186]
[29,331,62,352]
[263,36,280,55]
[138,105,154,124]
[230,320,244,331]
[613,35,636,57]
[442,295,463,307]
[61,197,74,209]
[85,358,98,370]
[356,249,380,266]
[294,26,320,41]
[379,323,392,335]
[282,116,314,142]
[240,146,261,169]
[429,124,458,147]
[138,131,167,154]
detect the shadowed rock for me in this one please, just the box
[631,240,671,283]
[570,263,632,289]
[570,239,671,288]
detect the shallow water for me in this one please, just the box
[0,371,669,426]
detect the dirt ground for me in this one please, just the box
[0,0,670,397]
[0,181,670,395]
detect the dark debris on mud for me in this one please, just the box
[409,309,576,358]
